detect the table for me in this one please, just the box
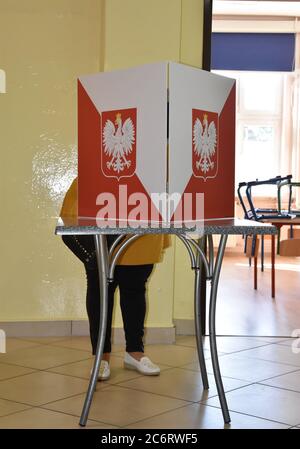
[256,217,300,297]
[55,217,276,427]
[263,217,300,253]
[249,232,276,298]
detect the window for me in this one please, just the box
[213,70,286,196]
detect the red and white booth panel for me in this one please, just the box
[78,62,168,221]
[168,62,236,221]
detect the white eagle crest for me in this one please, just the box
[103,113,135,173]
[193,114,217,174]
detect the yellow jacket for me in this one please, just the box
[60,178,171,265]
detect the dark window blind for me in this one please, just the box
[211,33,295,71]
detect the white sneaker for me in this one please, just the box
[124,352,160,376]
[91,360,110,381]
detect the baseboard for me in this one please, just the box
[0,320,176,345]
[173,319,195,335]
[72,320,176,344]
[0,321,72,337]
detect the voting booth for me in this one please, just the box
[77,62,236,225]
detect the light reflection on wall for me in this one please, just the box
[31,134,77,215]
[0,69,6,93]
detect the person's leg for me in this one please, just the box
[115,264,153,359]
[85,266,118,360]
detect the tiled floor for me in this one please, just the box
[216,254,300,335]
[0,336,300,428]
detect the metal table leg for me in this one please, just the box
[184,233,230,423]
[209,234,231,424]
[79,231,230,426]
[181,237,207,302]
[177,235,208,390]
[199,237,207,336]
[194,263,209,390]
[79,234,109,427]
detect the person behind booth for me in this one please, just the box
[60,178,171,380]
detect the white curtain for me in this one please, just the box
[291,33,300,207]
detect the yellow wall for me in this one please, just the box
[0,0,204,327]
[0,0,103,321]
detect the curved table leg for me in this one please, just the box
[199,236,207,336]
[79,231,230,426]
[79,234,109,427]
[194,264,209,390]
[209,234,231,424]
[207,235,214,275]
[177,235,208,389]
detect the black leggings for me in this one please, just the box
[62,235,153,355]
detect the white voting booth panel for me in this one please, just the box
[78,62,235,224]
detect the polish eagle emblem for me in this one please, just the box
[102,109,136,179]
[192,110,218,180]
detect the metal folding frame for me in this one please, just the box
[79,232,231,427]
[238,175,293,262]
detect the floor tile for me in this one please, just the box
[0,362,35,381]
[176,336,271,354]
[214,255,300,336]
[125,403,289,429]
[203,337,272,354]
[248,337,290,344]
[259,369,300,392]
[44,385,188,427]
[183,353,299,383]
[206,383,300,426]
[274,338,298,347]
[175,336,197,347]
[0,407,117,429]
[117,367,249,402]
[20,337,73,345]
[0,371,92,406]
[50,336,92,352]
[0,335,299,428]
[0,398,30,418]
[50,338,130,357]
[237,344,300,367]
[46,355,169,385]
[2,338,42,352]
[0,345,91,370]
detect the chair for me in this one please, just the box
[237,175,294,297]
[244,175,292,221]
[238,175,293,265]
[277,179,300,256]
[278,179,300,217]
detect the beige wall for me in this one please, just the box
[0,0,205,328]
